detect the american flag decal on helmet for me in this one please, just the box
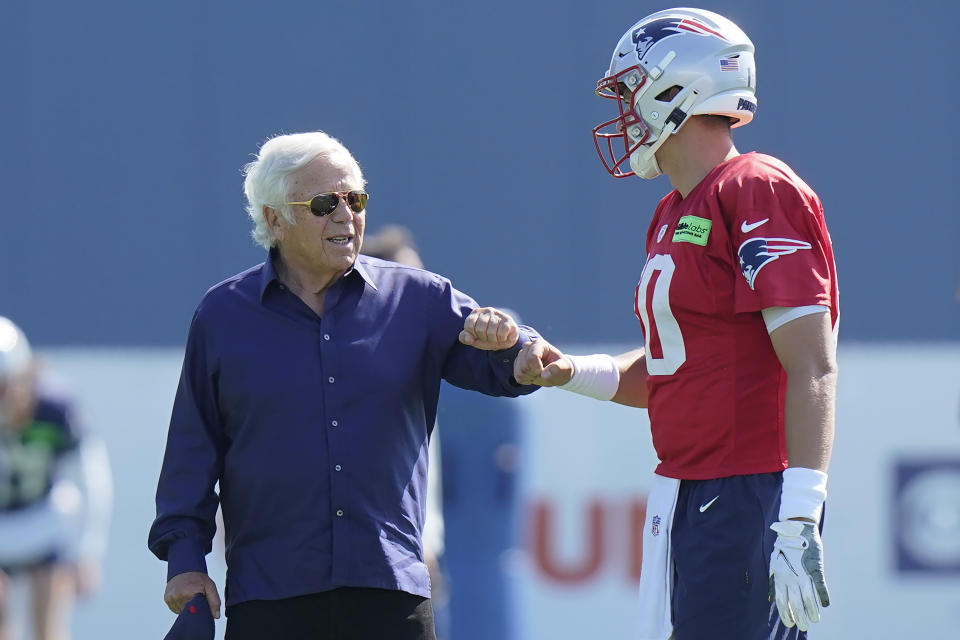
[720,58,740,71]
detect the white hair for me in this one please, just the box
[242,131,364,249]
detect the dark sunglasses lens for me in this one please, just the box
[309,194,339,216]
[347,191,368,213]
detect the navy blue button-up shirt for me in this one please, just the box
[148,255,538,606]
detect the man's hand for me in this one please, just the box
[459,307,519,351]
[514,338,574,386]
[768,520,830,631]
[164,571,221,619]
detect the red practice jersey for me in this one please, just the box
[635,152,838,480]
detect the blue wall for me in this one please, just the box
[2,0,957,345]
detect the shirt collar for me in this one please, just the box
[351,256,379,292]
[258,250,282,301]
[259,250,379,301]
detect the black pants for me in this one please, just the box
[224,587,436,640]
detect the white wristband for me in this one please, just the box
[557,354,620,401]
[778,467,828,522]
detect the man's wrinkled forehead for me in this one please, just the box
[290,152,365,196]
[323,150,364,184]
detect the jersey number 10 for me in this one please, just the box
[635,254,686,376]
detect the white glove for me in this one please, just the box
[768,520,830,631]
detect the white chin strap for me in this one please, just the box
[629,140,666,180]
[629,94,697,180]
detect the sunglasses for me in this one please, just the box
[286,190,369,216]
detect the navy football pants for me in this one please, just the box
[670,472,810,640]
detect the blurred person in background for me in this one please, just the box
[0,317,113,640]
[435,383,523,640]
[149,131,540,640]
[514,7,837,640]
[362,226,526,640]
[359,225,451,639]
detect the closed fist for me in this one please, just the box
[459,307,519,351]
[164,571,221,619]
[514,338,573,386]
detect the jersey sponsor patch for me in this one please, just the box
[672,215,712,246]
[737,237,812,290]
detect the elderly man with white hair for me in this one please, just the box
[149,131,539,640]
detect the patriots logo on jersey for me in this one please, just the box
[738,237,812,290]
[630,17,729,60]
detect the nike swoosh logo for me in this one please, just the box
[699,495,719,512]
[618,50,633,58]
[740,218,769,233]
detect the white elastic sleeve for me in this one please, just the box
[779,467,828,522]
[557,354,620,401]
[761,305,828,334]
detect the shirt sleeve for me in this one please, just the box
[147,308,225,580]
[727,170,835,313]
[430,277,540,397]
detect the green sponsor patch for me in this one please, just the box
[672,215,712,246]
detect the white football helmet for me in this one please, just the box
[0,316,31,379]
[0,317,32,425]
[592,7,757,179]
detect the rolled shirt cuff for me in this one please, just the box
[166,538,208,582]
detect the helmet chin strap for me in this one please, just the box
[630,136,668,180]
[630,93,697,180]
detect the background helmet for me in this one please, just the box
[592,7,757,179]
[0,316,32,379]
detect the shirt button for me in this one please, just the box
[323,334,331,341]
[336,509,344,517]
[331,420,338,427]
[335,464,342,471]
[328,376,335,383]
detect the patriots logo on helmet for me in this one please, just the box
[630,17,730,60]
[738,237,812,290]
